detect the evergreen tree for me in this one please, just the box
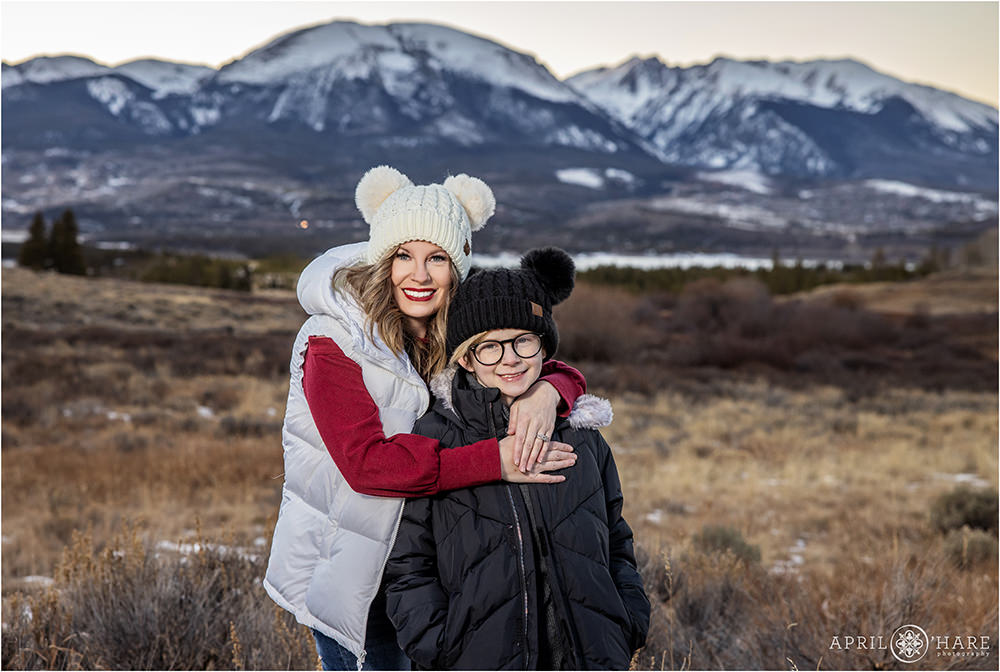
[49,209,86,275]
[17,211,49,269]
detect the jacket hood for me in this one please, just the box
[297,242,369,316]
[428,366,613,430]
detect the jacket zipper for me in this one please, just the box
[489,401,531,669]
[520,484,586,669]
[505,486,531,669]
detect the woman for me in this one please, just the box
[263,167,588,670]
[384,248,649,670]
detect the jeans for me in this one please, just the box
[312,591,410,671]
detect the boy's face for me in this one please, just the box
[460,328,545,406]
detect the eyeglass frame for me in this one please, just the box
[470,332,544,366]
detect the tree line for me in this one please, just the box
[17,209,86,275]
[14,210,252,291]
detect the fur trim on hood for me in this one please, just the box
[428,366,613,430]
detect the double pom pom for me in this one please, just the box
[355,165,495,231]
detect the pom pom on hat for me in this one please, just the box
[521,247,575,305]
[446,246,576,360]
[443,174,496,232]
[356,165,413,224]
[355,165,495,280]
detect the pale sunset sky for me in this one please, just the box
[2,1,997,106]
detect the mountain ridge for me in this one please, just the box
[1,19,996,262]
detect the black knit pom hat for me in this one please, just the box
[446,247,575,360]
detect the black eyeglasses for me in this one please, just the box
[471,333,543,366]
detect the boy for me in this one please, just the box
[384,247,650,670]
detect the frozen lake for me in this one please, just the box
[471,251,843,271]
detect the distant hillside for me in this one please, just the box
[2,20,996,261]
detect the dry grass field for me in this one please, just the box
[2,264,997,670]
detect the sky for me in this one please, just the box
[1,1,997,107]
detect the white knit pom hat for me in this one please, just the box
[355,165,496,280]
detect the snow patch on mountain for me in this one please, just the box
[86,78,134,115]
[2,63,25,88]
[604,168,636,185]
[649,195,789,229]
[571,55,998,136]
[555,167,636,189]
[567,56,675,122]
[115,59,213,97]
[190,105,221,128]
[697,170,773,194]
[547,126,620,152]
[556,168,604,189]
[217,20,580,105]
[4,55,112,87]
[864,180,998,210]
[389,23,579,104]
[217,21,397,84]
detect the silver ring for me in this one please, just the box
[536,433,550,441]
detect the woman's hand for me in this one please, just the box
[508,379,560,472]
[499,435,576,483]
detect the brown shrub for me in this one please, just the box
[555,282,656,362]
[634,544,999,670]
[1,526,316,670]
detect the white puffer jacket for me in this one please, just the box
[262,242,430,664]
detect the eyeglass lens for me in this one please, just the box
[473,333,542,365]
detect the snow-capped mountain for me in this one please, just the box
[192,20,640,153]
[114,59,214,97]
[2,55,112,88]
[568,56,998,187]
[217,21,579,105]
[1,20,997,261]
[3,21,648,156]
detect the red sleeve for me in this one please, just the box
[302,336,501,497]
[539,359,587,417]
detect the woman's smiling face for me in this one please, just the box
[390,240,453,335]
[460,328,545,406]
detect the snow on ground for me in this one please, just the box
[933,472,993,489]
[644,510,664,525]
[93,241,137,251]
[155,540,258,561]
[769,538,808,575]
[1,229,29,243]
[697,169,773,195]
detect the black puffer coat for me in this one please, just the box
[384,368,650,670]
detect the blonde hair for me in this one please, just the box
[449,331,490,369]
[333,249,459,382]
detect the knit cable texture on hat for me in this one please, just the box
[355,166,495,280]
